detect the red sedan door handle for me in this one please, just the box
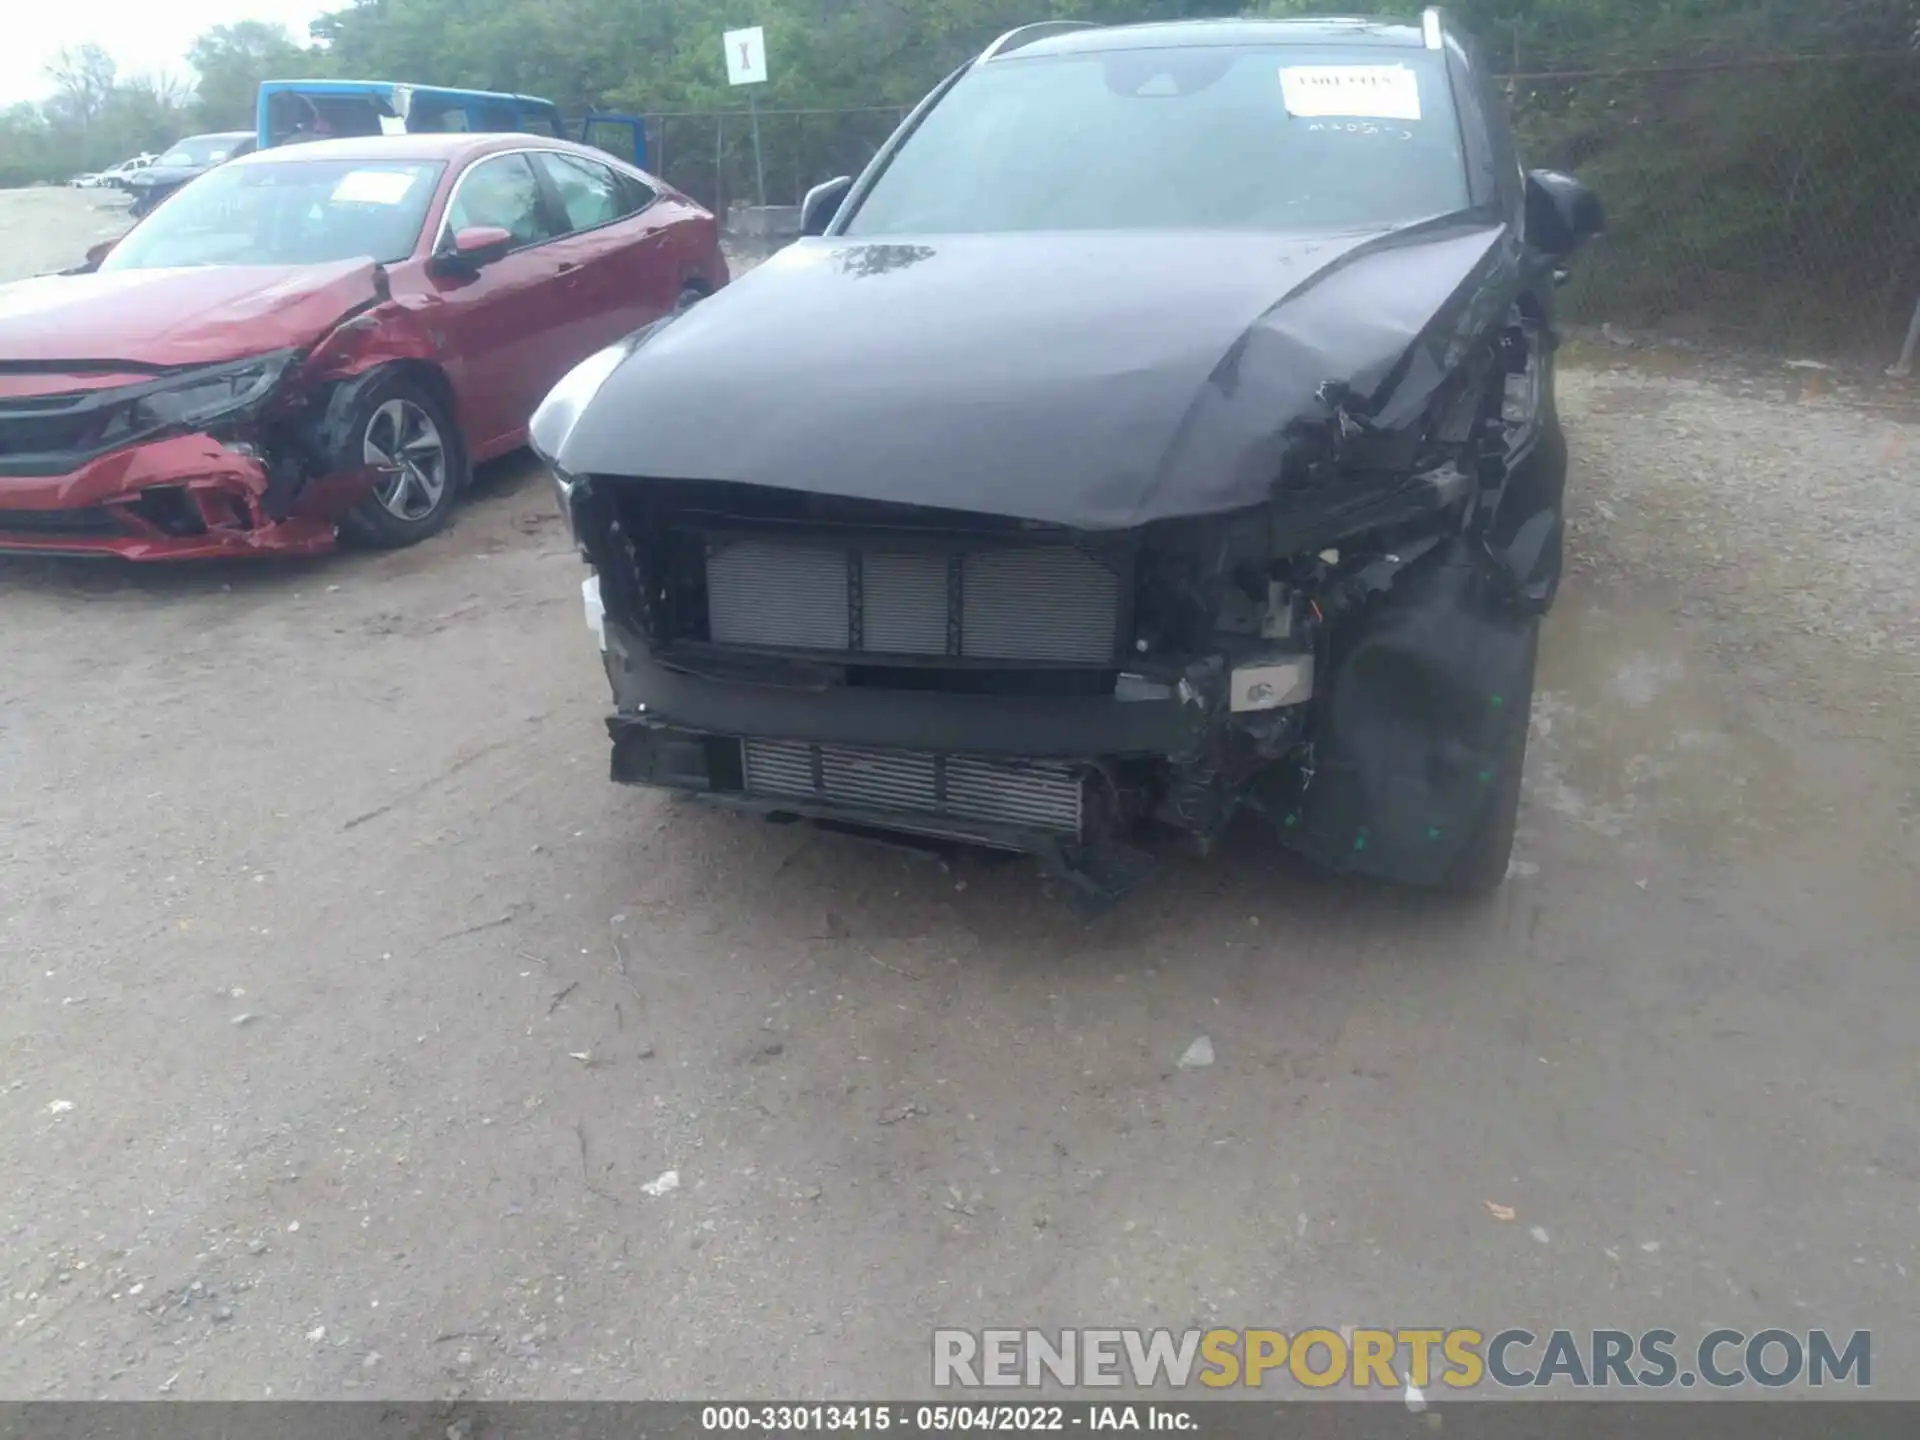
[556,260,580,274]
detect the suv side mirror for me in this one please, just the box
[1526,169,1604,257]
[800,175,853,237]
[431,225,514,277]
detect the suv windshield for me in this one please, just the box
[846,44,1469,236]
[102,159,444,270]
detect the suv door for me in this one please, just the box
[427,151,575,453]
[529,150,678,355]
[577,116,647,167]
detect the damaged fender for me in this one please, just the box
[1278,537,1537,887]
[277,284,458,521]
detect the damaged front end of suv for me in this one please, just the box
[536,14,1603,907]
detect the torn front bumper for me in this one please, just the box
[585,520,1541,895]
[601,613,1211,763]
[609,719,1103,855]
[591,589,1306,870]
[0,433,371,560]
[601,616,1211,849]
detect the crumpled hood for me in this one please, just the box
[0,261,385,378]
[556,223,1519,530]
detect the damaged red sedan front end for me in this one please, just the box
[2,133,728,559]
[0,434,343,561]
[0,261,401,560]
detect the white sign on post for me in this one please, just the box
[724,26,768,85]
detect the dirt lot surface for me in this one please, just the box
[0,187,134,283]
[2,191,1917,1400]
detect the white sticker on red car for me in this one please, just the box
[1280,64,1423,122]
[332,170,419,205]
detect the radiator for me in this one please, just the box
[741,739,1085,836]
[704,536,1121,663]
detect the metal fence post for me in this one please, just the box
[1889,299,1920,378]
[714,112,726,231]
[748,90,767,210]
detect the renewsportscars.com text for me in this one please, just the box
[932,1327,1871,1391]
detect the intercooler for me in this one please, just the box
[703,536,1123,663]
[740,738,1085,839]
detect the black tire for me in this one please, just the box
[1524,415,1570,612]
[673,282,708,314]
[337,374,467,550]
[1440,617,1539,896]
[1494,401,1570,611]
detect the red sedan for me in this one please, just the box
[0,133,725,559]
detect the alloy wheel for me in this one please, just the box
[364,398,448,523]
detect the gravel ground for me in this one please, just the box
[0,187,133,283]
[1561,356,1920,670]
[1,191,1916,1401]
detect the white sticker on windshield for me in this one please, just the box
[1280,64,1423,121]
[332,170,417,205]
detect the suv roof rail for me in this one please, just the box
[1421,6,1446,49]
[979,20,1099,62]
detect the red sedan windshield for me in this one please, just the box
[103,160,445,271]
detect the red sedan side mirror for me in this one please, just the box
[431,225,514,277]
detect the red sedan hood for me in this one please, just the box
[0,261,385,375]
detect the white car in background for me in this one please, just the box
[70,155,156,190]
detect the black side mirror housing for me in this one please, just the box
[1526,169,1604,258]
[800,176,854,238]
[70,238,118,273]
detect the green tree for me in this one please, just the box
[188,21,322,130]
[44,44,118,130]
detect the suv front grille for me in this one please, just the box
[703,536,1123,664]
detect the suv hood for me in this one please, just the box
[554,223,1519,530]
[0,261,385,377]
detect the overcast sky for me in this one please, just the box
[6,0,330,106]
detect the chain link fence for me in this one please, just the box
[636,51,1920,365]
[639,106,909,219]
[1512,53,1920,361]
